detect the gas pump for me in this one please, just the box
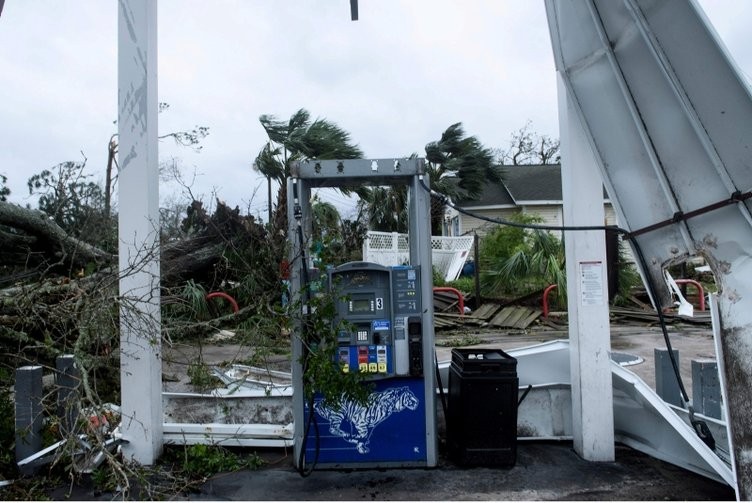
[287,158,437,470]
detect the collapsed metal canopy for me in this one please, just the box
[545,0,752,498]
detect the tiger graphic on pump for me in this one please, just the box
[314,386,419,454]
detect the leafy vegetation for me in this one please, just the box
[253,108,363,234]
[435,334,484,347]
[611,246,643,307]
[447,276,475,294]
[297,278,371,409]
[357,123,502,235]
[479,213,565,301]
[311,196,367,268]
[0,173,10,202]
[186,361,222,390]
[161,444,263,479]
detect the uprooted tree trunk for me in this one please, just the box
[0,199,276,287]
[0,198,283,365]
[0,201,114,273]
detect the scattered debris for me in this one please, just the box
[434,295,712,332]
[207,329,236,343]
[610,306,711,325]
[434,304,542,330]
[212,364,292,392]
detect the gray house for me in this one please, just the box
[443,164,618,238]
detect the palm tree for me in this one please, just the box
[311,197,342,243]
[252,108,363,233]
[425,123,502,234]
[356,185,408,233]
[253,143,282,224]
[480,214,566,301]
[356,124,501,234]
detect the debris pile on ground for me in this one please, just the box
[435,303,542,330]
[432,287,712,332]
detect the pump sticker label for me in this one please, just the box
[372,320,390,331]
[579,261,605,306]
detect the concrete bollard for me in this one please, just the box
[56,354,80,435]
[654,348,683,407]
[15,366,44,472]
[691,358,722,419]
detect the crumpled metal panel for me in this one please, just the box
[545,0,752,497]
[438,339,733,485]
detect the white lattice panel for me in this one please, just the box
[363,231,473,281]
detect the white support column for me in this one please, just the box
[117,0,162,464]
[557,75,614,461]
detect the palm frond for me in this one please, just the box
[253,143,285,182]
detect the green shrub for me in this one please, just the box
[162,444,263,479]
[479,213,565,301]
[447,276,474,294]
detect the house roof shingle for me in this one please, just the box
[455,163,610,208]
[456,164,563,207]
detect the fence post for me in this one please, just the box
[473,233,481,307]
[15,365,44,472]
[56,354,80,435]
[654,348,683,407]
[692,358,721,419]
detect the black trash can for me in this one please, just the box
[447,348,518,467]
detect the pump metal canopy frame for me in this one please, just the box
[286,158,438,470]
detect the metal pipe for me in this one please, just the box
[206,292,240,314]
[542,284,558,318]
[433,287,464,317]
[674,279,706,311]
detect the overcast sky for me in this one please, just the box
[1,1,750,221]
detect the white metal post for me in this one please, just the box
[117,0,162,464]
[409,170,438,467]
[557,75,614,461]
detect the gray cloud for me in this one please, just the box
[0,0,749,218]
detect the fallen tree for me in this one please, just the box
[0,201,114,284]
[0,199,280,288]
[0,198,284,372]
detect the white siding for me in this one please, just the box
[521,205,563,238]
[459,207,519,236]
[604,203,618,226]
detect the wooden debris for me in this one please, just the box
[434,303,542,330]
[433,299,712,332]
[468,303,500,320]
[609,306,711,325]
[487,306,542,329]
[433,290,461,313]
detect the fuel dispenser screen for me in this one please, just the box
[350,298,373,313]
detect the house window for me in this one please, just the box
[452,216,460,236]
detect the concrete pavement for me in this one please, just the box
[186,442,734,501]
[161,321,733,501]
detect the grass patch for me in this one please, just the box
[161,444,264,479]
[436,334,484,347]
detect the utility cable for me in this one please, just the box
[418,175,716,450]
